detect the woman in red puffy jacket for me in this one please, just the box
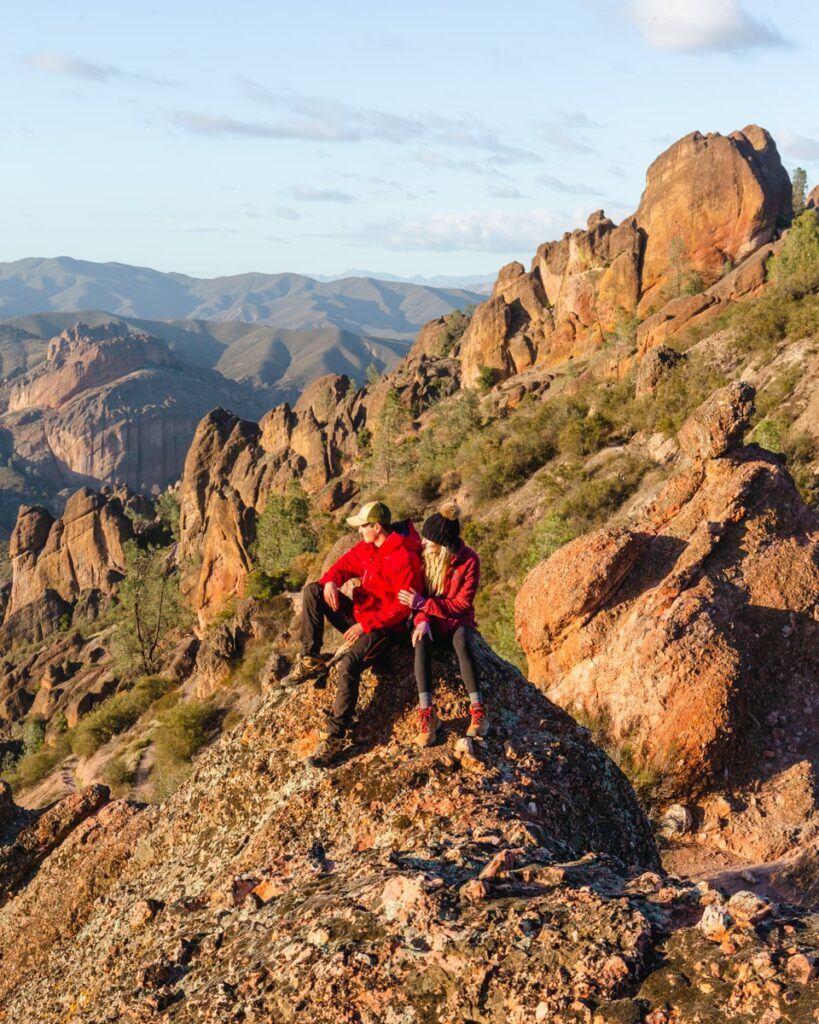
[398,501,487,747]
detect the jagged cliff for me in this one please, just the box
[458,125,790,384]
[0,322,276,505]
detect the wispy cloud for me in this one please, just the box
[24,51,175,85]
[282,186,356,204]
[321,208,567,253]
[275,206,301,220]
[629,0,792,53]
[173,79,543,164]
[411,150,511,179]
[172,111,359,141]
[487,184,527,199]
[530,109,605,155]
[778,131,819,162]
[536,173,604,196]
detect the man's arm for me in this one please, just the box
[357,552,420,632]
[318,542,365,588]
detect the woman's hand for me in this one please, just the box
[398,588,424,610]
[411,621,432,647]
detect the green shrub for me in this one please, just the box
[477,366,500,392]
[71,677,173,757]
[22,716,46,756]
[102,753,134,787]
[244,569,292,601]
[113,541,190,678]
[156,491,181,541]
[769,208,819,294]
[255,483,317,577]
[440,307,473,357]
[2,733,70,792]
[154,700,219,763]
[750,417,786,453]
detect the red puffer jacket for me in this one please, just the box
[319,522,423,633]
[414,541,479,635]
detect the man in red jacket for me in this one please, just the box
[289,500,422,768]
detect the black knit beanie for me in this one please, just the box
[421,500,461,551]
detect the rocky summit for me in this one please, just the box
[1,644,816,1023]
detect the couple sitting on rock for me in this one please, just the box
[289,498,487,768]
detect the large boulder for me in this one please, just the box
[516,384,819,859]
[635,126,791,309]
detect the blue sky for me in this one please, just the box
[1,1,816,280]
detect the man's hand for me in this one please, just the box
[344,621,364,644]
[324,580,340,611]
[398,588,424,610]
[411,621,432,647]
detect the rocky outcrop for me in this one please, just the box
[0,322,275,496]
[5,488,133,618]
[635,344,684,397]
[0,643,816,1021]
[516,383,819,858]
[635,126,791,309]
[0,623,116,733]
[177,382,365,620]
[458,126,791,386]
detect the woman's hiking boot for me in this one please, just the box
[466,703,489,738]
[285,652,328,688]
[307,733,345,768]
[416,707,440,748]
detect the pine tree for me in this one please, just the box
[792,166,808,217]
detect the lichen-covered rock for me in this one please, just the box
[0,643,816,1021]
[677,380,756,460]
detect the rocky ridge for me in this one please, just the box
[458,125,790,385]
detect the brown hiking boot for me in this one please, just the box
[284,653,328,688]
[466,703,489,738]
[416,707,440,748]
[307,734,345,769]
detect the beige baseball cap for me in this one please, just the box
[346,500,391,527]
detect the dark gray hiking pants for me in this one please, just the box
[301,582,395,737]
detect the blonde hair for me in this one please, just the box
[422,539,452,596]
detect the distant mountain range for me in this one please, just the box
[310,270,495,294]
[0,258,482,339]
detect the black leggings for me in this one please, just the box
[415,626,480,700]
